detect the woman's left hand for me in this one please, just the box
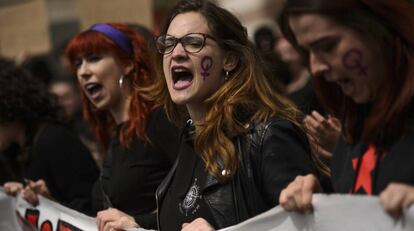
[96,208,139,231]
[182,218,215,231]
[379,183,414,218]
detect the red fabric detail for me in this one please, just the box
[352,145,376,195]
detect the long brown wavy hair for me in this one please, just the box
[65,23,158,153]
[279,0,414,149]
[151,0,329,182]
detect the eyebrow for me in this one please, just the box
[307,36,339,50]
[166,32,207,37]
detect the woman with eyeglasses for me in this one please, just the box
[64,23,180,230]
[150,0,329,230]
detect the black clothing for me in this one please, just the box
[93,108,180,229]
[260,51,292,88]
[331,121,414,195]
[289,80,323,115]
[70,110,95,142]
[157,117,316,230]
[25,122,99,215]
[0,143,21,185]
[160,136,217,230]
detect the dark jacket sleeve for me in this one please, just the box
[26,123,99,215]
[256,118,314,206]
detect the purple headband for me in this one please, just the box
[89,23,133,55]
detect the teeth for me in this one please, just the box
[86,85,94,91]
[172,68,189,73]
[84,83,101,93]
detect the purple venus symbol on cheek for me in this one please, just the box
[201,56,213,80]
[342,48,368,76]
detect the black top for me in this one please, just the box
[0,144,20,185]
[25,122,100,215]
[160,131,217,230]
[331,121,414,195]
[93,107,180,229]
[289,79,323,115]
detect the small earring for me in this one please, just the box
[224,71,229,81]
[119,75,124,88]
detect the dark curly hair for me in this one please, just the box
[0,58,57,131]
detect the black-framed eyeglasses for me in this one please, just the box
[155,33,216,55]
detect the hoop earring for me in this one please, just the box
[224,71,229,81]
[119,75,124,88]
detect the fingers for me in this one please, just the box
[304,111,341,154]
[380,183,414,219]
[402,190,414,208]
[21,188,39,206]
[304,115,319,135]
[305,111,340,135]
[103,221,126,231]
[279,174,320,213]
[380,184,404,218]
[4,182,24,196]
[30,179,51,198]
[96,208,138,231]
[181,218,215,231]
[311,111,325,123]
[102,222,116,231]
[304,111,330,138]
[315,147,333,159]
[97,209,112,231]
[301,176,319,212]
[4,181,41,205]
[327,115,342,131]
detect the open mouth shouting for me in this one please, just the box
[84,82,104,101]
[171,66,193,90]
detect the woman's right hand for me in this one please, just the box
[96,208,139,231]
[279,174,321,213]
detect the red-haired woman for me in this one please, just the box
[278,0,414,218]
[65,23,180,230]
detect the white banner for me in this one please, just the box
[1,188,414,231]
[0,188,22,231]
[0,188,150,231]
[222,194,414,231]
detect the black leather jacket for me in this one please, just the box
[156,117,316,230]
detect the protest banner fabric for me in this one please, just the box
[1,188,414,231]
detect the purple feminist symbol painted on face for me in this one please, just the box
[342,48,368,76]
[201,56,213,80]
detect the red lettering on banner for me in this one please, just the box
[58,220,82,231]
[24,209,39,228]
[22,208,82,231]
[40,220,53,231]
